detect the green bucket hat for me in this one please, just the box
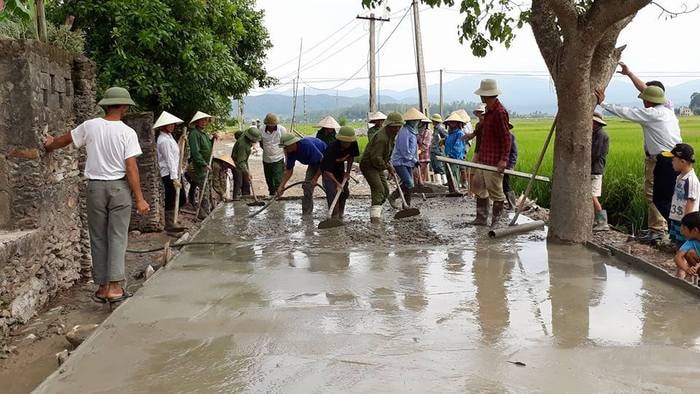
[244,126,262,143]
[638,86,666,105]
[279,132,301,147]
[97,87,136,107]
[234,130,243,140]
[430,113,443,123]
[264,113,279,126]
[336,126,357,143]
[382,112,405,128]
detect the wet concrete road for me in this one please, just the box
[38,198,700,393]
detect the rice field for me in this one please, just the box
[293,116,700,231]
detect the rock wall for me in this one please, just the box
[123,112,164,233]
[0,40,94,336]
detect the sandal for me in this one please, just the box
[106,288,133,304]
[91,293,107,304]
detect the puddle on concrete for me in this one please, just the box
[37,199,700,393]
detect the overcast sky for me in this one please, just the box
[252,0,699,95]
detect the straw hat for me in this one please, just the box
[264,113,279,126]
[383,112,405,128]
[403,107,428,121]
[336,126,357,143]
[430,113,443,123]
[592,112,607,126]
[638,86,666,105]
[473,103,487,114]
[152,111,183,130]
[444,112,466,124]
[317,116,340,129]
[97,87,136,107]
[279,132,301,147]
[474,79,502,96]
[214,154,235,167]
[455,109,471,123]
[190,111,212,125]
[368,111,388,122]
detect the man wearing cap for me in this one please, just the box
[389,108,425,208]
[429,113,447,185]
[188,111,217,217]
[155,111,187,231]
[321,126,360,219]
[617,62,674,110]
[367,111,387,141]
[231,127,262,201]
[360,112,404,223]
[277,133,328,215]
[472,79,512,227]
[591,113,610,232]
[43,87,149,303]
[260,113,287,196]
[596,85,682,242]
[316,116,340,145]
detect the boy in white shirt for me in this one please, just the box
[44,87,149,304]
[663,143,700,247]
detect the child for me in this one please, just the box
[664,143,700,246]
[674,212,700,280]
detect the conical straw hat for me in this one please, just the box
[153,111,184,129]
[403,107,428,121]
[456,109,471,123]
[190,111,213,125]
[444,112,466,124]
[317,115,340,129]
[368,111,387,121]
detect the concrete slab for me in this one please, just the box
[36,199,700,393]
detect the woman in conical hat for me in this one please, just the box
[316,115,341,145]
[154,111,187,232]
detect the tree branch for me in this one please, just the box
[590,15,635,91]
[542,0,579,38]
[586,0,651,40]
[531,0,563,78]
[651,1,700,17]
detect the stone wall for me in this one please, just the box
[0,40,94,336]
[123,112,164,233]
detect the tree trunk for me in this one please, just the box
[548,55,596,243]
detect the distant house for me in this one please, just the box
[679,106,693,117]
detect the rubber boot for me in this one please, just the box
[470,198,489,226]
[490,201,505,228]
[388,189,401,209]
[370,205,382,224]
[593,210,610,232]
[164,210,187,232]
[505,191,517,211]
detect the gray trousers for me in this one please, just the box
[302,164,320,214]
[86,179,132,284]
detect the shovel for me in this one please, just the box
[318,176,349,229]
[246,175,265,207]
[391,171,420,220]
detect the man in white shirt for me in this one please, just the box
[595,85,682,242]
[260,113,287,196]
[154,111,186,232]
[44,87,149,304]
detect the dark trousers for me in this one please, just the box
[232,168,251,198]
[162,176,185,210]
[263,160,285,196]
[502,174,511,194]
[322,175,349,216]
[653,154,678,221]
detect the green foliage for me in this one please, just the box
[0,16,32,38]
[691,92,700,109]
[47,0,274,119]
[338,116,348,127]
[0,0,33,22]
[47,23,85,53]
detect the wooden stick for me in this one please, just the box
[195,144,216,219]
[436,156,551,183]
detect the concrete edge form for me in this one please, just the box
[586,240,700,297]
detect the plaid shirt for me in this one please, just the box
[475,99,512,166]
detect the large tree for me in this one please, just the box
[363,0,686,243]
[48,0,274,119]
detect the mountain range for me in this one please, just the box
[237,75,700,120]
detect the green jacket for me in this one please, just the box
[367,125,380,142]
[189,127,213,170]
[231,136,253,174]
[360,128,394,171]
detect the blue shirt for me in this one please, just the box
[680,239,700,255]
[430,124,447,154]
[444,128,466,160]
[391,126,418,168]
[286,137,327,170]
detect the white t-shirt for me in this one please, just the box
[669,169,700,221]
[260,125,286,163]
[71,118,142,180]
[156,132,179,179]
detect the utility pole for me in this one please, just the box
[357,13,389,114]
[439,69,444,117]
[303,87,307,123]
[412,0,429,115]
[238,98,245,131]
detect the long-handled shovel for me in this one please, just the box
[246,175,266,207]
[318,177,349,229]
[195,148,216,220]
[391,172,420,220]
